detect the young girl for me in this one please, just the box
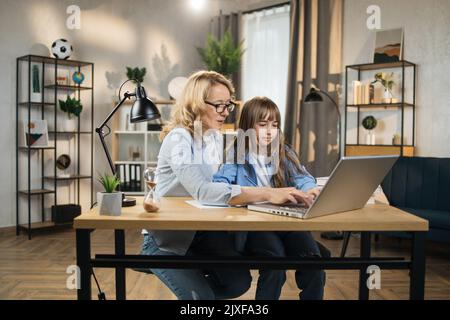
[213,96,326,300]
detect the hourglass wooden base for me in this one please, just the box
[122,196,136,207]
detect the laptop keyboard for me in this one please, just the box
[280,205,308,214]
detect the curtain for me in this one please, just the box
[210,11,241,124]
[284,0,343,177]
[240,5,291,129]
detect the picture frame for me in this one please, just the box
[373,28,403,63]
[20,119,49,147]
[30,62,43,103]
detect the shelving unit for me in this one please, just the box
[16,55,94,239]
[111,100,174,196]
[344,60,416,157]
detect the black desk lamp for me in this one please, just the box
[96,79,161,207]
[304,87,343,240]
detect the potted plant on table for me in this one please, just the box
[58,95,83,132]
[97,173,122,216]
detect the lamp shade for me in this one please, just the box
[304,88,323,102]
[130,85,161,123]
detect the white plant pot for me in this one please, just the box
[97,192,123,216]
[63,118,77,132]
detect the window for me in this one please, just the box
[241,5,290,129]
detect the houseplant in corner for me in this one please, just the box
[58,95,83,132]
[97,173,122,216]
[197,30,244,126]
[197,30,245,79]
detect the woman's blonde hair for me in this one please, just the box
[161,70,234,139]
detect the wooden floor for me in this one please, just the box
[0,227,449,300]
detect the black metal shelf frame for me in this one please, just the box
[16,55,94,239]
[344,60,416,155]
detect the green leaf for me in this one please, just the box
[97,173,120,193]
[197,30,245,77]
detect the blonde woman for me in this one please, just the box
[140,71,312,300]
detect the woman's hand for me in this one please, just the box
[266,187,314,207]
[306,187,321,200]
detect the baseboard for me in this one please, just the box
[0,225,16,236]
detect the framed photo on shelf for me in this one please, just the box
[20,119,49,147]
[373,28,403,63]
[30,62,43,103]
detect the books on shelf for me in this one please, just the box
[115,163,142,192]
[351,81,374,105]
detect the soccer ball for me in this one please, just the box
[51,39,73,60]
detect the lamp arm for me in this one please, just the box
[318,90,341,119]
[318,89,342,159]
[95,92,134,175]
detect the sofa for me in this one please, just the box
[380,156,450,243]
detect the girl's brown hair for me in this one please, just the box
[238,96,302,188]
[161,70,234,139]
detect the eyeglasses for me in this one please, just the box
[204,100,236,114]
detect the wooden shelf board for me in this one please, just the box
[48,131,92,134]
[19,146,55,150]
[18,189,55,195]
[18,55,92,67]
[114,161,146,165]
[345,145,414,157]
[18,102,55,107]
[44,175,92,180]
[346,60,415,71]
[44,84,92,90]
[346,102,414,108]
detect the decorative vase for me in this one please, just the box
[64,118,77,132]
[97,192,123,216]
[365,131,376,145]
[382,89,393,103]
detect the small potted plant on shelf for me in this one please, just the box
[97,173,122,216]
[126,67,146,84]
[371,72,396,103]
[58,95,83,132]
[362,115,377,145]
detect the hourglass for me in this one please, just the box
[143,167,160,212]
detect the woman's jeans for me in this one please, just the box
[141,231,252,300]
[245,231,326,300]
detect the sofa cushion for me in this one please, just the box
[382,157,450,211]
[399,207,450,231]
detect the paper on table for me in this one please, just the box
[185,200,231,209]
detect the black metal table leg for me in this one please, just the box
[340,232,351,257]
[358,232,371,300]
[410,232,426,300]
[76,229,92,300]
[115,229,126,300]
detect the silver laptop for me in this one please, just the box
[247,155,398,219]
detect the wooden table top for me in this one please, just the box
[74,197,428,232]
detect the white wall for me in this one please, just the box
[0,0,239,228]
[342,0,450,156]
